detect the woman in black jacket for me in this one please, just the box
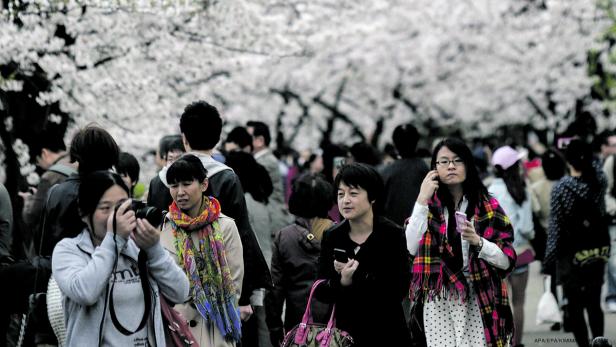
[317,163,411,347]
[265,174,335,346]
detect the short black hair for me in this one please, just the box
[224,151,273,204]
[392,123,420,158]
[69,125,120,175]
[158,134,185,159]
[349,142,381,166]
[117,152,140,184]
[541,148,566,181]
[180,101,222,150]
[334,163,385,213]
[31,126,66,158]
[166,154,208,185]
[78,171,128,217]
[289,174,334,219]
[247,121,271,147]
[225,126,253,150]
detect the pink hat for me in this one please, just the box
[491,146,525,170]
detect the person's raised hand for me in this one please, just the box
[107,199,135,239]
[340,259,359,287]
[417,170,439,205]
[131,218,160,250]
[459,220,481,246]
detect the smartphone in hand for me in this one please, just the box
[334,248,348,263]
[455,211,467,233]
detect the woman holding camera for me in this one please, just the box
[317,163,411,347]
[406,138,516,347]
[52,171,189,346]
[160,154,244,347]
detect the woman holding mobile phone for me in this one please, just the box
[317,163,411,347]
[406,138,516,347]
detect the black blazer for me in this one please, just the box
[317,216,411,347]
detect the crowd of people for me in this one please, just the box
[0,99,614,347]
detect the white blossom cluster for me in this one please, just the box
[0,0,612,183]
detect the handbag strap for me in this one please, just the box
[299,279,326,325]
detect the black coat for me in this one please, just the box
[147,174,173,212]
[380,158,429,226]
[317,217,411,347]
[38,174,84,257]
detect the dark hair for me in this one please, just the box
[349,142,381,166]
[78,171,129,217]
[31,126,66,157]
[541,149,566,181]
[494,161,526,205]
[117,152,140,187]
[431,138,489,214]
[334,163,385,214]
[247,121,271,147]
[565,139,599,188]
[392,123,420,158]
[161,135,185,159]
[289,174,334,219]
[225,126,253,150]
[180,101,222,150]
[166,154,208,185]
[224,151,273,204]
[70,125,120,175]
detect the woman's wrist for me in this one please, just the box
[476,237,484,251]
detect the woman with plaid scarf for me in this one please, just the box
[406,138,517,347]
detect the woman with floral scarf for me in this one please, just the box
[161,154,244,347]
[406,138,517,347]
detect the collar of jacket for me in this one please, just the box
[75,229,139,262]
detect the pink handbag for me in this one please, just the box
[281,279,354,347]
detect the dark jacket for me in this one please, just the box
[265,219,329,335]
[317,217,411,347]
[544,161,610,287]
[147,174,173,212]
[37,174,84,258]
[22,157,76,257]
[380,158,429,226]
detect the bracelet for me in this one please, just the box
[476,237,484,252]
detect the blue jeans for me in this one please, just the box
[607,225,616,303]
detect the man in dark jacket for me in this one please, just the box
[380,123,429,226]
[20,128,76,258]
[160,101,272,347]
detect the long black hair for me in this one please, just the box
[431,138,489,215]
[494,161,526,205]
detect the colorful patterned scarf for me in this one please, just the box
[410,193,517,347]
[168,196,242,342]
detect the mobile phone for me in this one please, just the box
[333,248,348,263]
[454,211,467,233]
[333,156,346,170]
[557,137,573,150]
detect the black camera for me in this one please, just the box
[130,201,166,228]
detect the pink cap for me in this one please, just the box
[491,146,525,170]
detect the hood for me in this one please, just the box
[159,152,233,188]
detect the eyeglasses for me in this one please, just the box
[436,158,464,167]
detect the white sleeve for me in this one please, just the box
[478,237,511,270]
[405,202,429,256]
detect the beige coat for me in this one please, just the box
[161,213,244,347]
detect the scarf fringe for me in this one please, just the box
[195,296,242,342]
[411,268,468,303]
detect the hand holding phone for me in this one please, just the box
[334,248,348,263]
[455,211,467,233]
